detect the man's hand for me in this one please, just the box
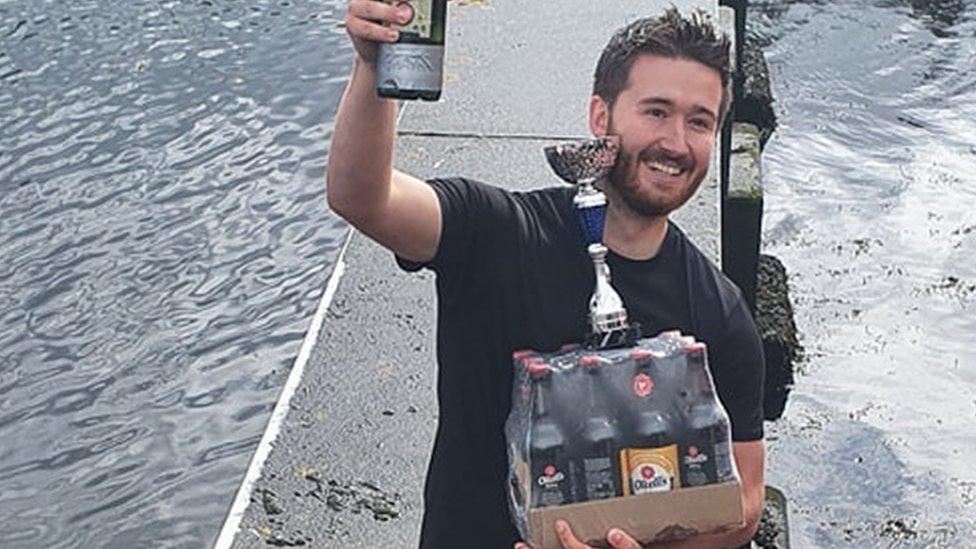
[328,0,442,263]
[514,520,644,549]
[344,0,415,64]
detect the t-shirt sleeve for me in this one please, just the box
[394,177,522,281]
[711,300,766,442]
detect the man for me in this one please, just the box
[328,3,765,548]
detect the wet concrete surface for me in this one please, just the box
[397,0,714,138]
[232,234,437,547]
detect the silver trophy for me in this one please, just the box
[544,136,636,343]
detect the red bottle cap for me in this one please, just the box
[629,349,654,361]
[685,342,706,355]
[578,355,602,369]
[527,362,552,378]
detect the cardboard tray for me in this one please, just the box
[528,482,743,549]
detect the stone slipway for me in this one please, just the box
[221,1,725,547]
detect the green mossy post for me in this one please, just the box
[718,5,794,547]
[719,6,736,201]
[723,122,763,312]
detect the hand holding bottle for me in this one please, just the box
[344,0,415,65]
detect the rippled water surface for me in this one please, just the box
[753,0,976,546]
[0,1,351,546]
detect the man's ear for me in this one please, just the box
[589,95,610,137]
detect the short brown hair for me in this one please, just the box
[593,7,732,127]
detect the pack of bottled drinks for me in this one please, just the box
[505,331,741,547]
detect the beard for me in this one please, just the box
[604,122,706,218]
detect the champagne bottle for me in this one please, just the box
[376,0,448,101]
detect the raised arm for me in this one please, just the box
[326,0,442,263]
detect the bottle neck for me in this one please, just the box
[586,369,601,412]
[533,378,549,418]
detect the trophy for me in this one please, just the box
[544,136,641,349]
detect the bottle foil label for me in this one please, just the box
[376,43,444,94]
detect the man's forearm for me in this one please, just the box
[326,57,398,220]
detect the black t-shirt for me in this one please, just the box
[397,177,764,549]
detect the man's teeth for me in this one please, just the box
[646,161,682,175]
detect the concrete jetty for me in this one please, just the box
[215,1,784,547]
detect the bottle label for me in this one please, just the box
[680,443,715,487]
[620,445,679,495]
[582,456,616,500]
[714,438,734,482]
[532,462,571,507]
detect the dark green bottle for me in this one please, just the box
[376,0,448,101]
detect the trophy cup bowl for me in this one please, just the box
[543,136,620,185]
[543,136,620,246]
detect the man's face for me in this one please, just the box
[592,55,723,218]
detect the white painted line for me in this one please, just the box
[214,99,410,548]
[397,99,409,125]
[214,228,354,549]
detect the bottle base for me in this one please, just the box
[376,87,442,102]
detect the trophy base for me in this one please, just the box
[583,322,642,351]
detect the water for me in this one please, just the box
[0,1,352,546]
[753,0,976,546]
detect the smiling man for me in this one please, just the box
[328,4,765,548]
